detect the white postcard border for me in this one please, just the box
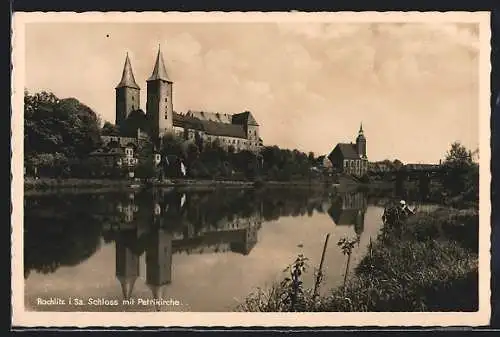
[11,11,492,327]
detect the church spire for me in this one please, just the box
[359,122,364,135]
[147,45,172,82]
[116,53,140,89]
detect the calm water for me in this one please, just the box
[24,187,385,312]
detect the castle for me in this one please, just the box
[95,46,262,166]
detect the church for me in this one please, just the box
[92,46,262,168]
[327,124,369,177]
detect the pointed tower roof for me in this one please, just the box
[117,275,137,300]
[147,45,172,83]
[116,53,140,90]
[357,122,366,140]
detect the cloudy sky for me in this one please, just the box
[24,20,480,163]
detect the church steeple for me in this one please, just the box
[355,122,367,159]
[116,53,140,89]
[147,45,172,83]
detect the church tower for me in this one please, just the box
[355,123,367,159]
[115,53,140,130]
[147,46,173,143]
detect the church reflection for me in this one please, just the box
[107,188,263,303]
[327,192,368,238]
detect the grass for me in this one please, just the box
[237,205,479,312]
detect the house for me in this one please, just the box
[327,124,368,177]
[89,145,138,169]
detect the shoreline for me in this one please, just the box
[23,177,337,196]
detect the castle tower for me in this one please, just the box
[355,123,367,159]
[115,230,140,301]
[146,225,173,310]
[115,53,141,129]
[147,46,174,143]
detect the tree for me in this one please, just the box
[194,132,204,152]
[134,139,160,180]
[393,159,404,169]
[308,152,315,164]
[101,121,120,136]
[441,142,477,197]
[160,134,183,158]
[444,142,474,169]
[24,91,102,161]
[121,109,148,137]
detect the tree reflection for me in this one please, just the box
[24,188,370,284]
[24,194,106,277]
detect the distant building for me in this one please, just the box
[404,163,441,171]
[368,161,393,173]
[327,124,368,177]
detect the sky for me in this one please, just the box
[24,21,480,164]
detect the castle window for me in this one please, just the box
[131,96,134,101]
[165,98,168,102]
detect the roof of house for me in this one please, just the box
[330,143,361,160]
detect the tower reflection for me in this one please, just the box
[110,188,264,303]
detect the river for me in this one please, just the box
[24,187,386,312]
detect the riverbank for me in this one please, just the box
[237,205,479,312]
[23,177,333,195]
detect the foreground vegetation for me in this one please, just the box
[237,205,478,312]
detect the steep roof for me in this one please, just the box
[332,143,361,160]
[173,112,247,138]
[232,111,259,126]
[147,46,172,82]
[201,120,246,138]
[116,53,140,90]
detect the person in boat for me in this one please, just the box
[398,200,415,216]
[382,199,415,224]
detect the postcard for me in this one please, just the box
[11,11,491,327]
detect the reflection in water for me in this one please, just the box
[327,192,367,240]
[108,189,264,302]
[24,188,374,311]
